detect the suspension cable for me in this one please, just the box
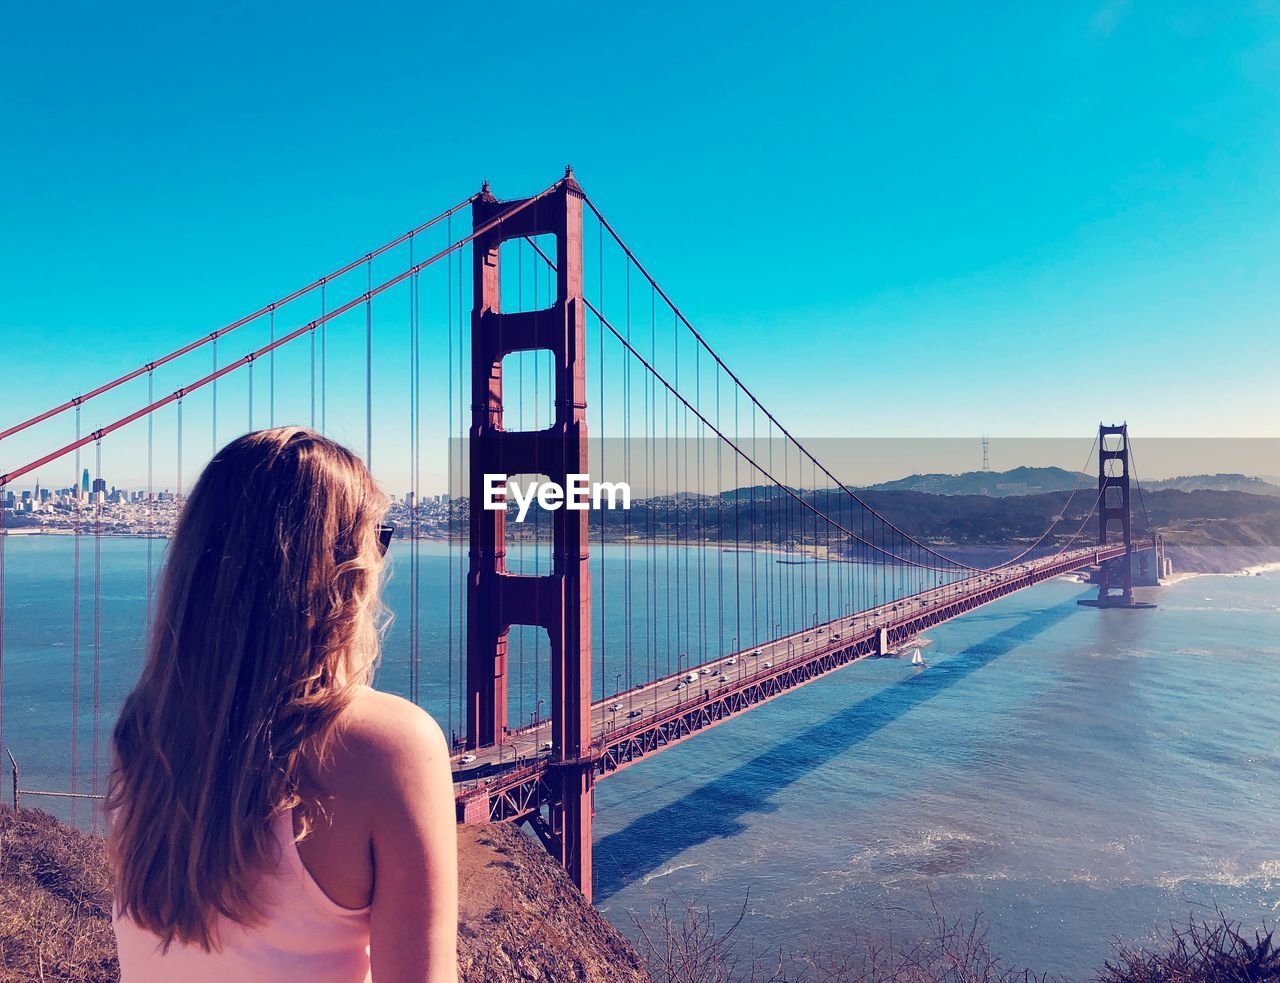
[0,195,480,443]
[520,235,958,572]
[0,183,562,490]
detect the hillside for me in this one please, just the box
[0,806,646,983]
[1145,472,1280,496]
[863,466,1084,497]
[858,468,1280,498]
[607,486,1280,573]
[857,487,1280,571]
[0,805,115,981]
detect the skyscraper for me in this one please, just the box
[81,468,90,494]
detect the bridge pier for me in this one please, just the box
[465,170,596,899]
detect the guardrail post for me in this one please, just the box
[7,749,18,811]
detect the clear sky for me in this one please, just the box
[2,1,1278,491]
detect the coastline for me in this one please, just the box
[1163,560,1280,585]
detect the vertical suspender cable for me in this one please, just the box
[750,403,757,648]
[414,242,423,706]
[624,260,632,694]
[366,258,373,469]
[674,310,684,675]
[531,217,542,722]
[668,354,676,678]
[598,217,606,702]
[703,353,710,662]
[737,378,747,665]
[269,311,276,427]
[321,282,327,434]
[71,408,81,823]
[543,235,551,702]
[146,370,155,633]
[310,295,317,429]
[212,338,218,451]
[544,240,552,694]
[814,457,821,623]
[716,365,724,661]
[648,282,656,699]
[763,416,770,652]
[683,322,691,669]
[446,218,454,746]
[518,241,526,725]
[408,234,419,705]
[177,398,184,500]
[92,439,102,830]
[457,221,466,734]
[269,311,275,427]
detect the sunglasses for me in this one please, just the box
[377,524,395,557]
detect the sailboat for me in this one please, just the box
[910,649,926,668]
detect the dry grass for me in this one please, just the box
[632,894,1279,983]
[0,805,118,983]
[631,892,1046,983]
[1100,911,1279,983]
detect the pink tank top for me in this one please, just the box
[112,810,372,982]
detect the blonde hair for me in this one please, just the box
[107,427,389,950]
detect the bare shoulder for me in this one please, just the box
[323,688,450,796]
[340,687,447,759]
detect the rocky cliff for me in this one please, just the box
[0,806,647,982]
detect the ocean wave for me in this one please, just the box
[1154,858,1280,892]
[837,829,993,883]
[640,861,702,886]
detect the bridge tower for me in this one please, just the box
[1080,422,1155,609]
[466,170,595,897]
[1097,423,1133,603]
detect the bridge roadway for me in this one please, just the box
[453,541,1141,824]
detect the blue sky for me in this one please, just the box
[2,1,1278,490]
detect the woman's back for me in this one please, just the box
[112,686,456,982]
[112,807,373,983]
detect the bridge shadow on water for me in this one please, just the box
[593,598,1081,900]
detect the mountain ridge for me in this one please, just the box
[859,468,1280,498]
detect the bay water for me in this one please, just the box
[1,535,1276,977]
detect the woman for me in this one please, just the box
[108,427,458,981]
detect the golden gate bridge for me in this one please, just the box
[0,168,1160,901]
